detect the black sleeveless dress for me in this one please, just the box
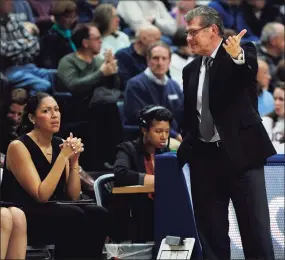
[1,134,67,204]
[0,135,108,259]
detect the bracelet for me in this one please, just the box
[70,166,82,172]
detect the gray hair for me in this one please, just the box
[260,22,283,45]
[146,41,172,59]
[184,6,224,37]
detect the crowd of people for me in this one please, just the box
[0,0,284,259]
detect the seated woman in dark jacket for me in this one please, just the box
[114,105,173,242]
[37,0,77,69]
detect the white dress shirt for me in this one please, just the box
[196,39,245,142]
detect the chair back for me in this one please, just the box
[94,173,115,207]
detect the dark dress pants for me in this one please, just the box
[189,140,275,260]
[24,203,108,259]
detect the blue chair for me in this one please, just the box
[154,152,202,259]
[116,101,140,141]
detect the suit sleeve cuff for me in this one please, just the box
[231,48,245,65]
[138,173,146,185]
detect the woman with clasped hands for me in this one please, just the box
[1,92,108,259]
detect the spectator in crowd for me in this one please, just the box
[256,22,284,91]
[171,0,197,27]
[114,105,173,242]
[117,0,177,37]
[1,92,108,259]
[0,207,27,260]
[241,0,284,38]
[37,0,78,69]
[124,41,183,150]
[0,0,56,96]
[115,24,161,91]
[92,3,130,59]
[208,0,258,42]
[170,26,195,90]
[76,0,98,23]
[27,0,54,37]
[0,88,28,157]
[12,0,35,23]
[275,58,285,82]
[57,23,122,170]
[27,0,53,24]
[257,59,274,116]
[262,82,284,154]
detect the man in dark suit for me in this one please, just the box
[177,5,276,260]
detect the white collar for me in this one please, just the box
[144,67,169,85]
[203,39,223,65]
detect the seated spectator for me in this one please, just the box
[124,41,184,150]
[170,26,195,90]
[0,88,28,157]
[76,0,98,23]
[92,3,130,59]
[37,0,78,69]
[115,24,161,91]
[12,0,35,23]
[171,0,197,27]
[57,23,122,170]
[256,22,284,92]
[114,105,173,242]
[241,0,284,38]
[117,0,177,37]
[0,207,27,260]
[0,92,108,259]
[262,82,284,153]
[0,0,56,96]
[257,59,274,116]
[27,0,54,26]
[208,0,258,42]
[27,0,55,36]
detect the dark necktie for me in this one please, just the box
[200,57,214,142]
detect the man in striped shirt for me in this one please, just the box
[0,0,56,95]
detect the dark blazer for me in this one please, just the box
[114,139,147,187]
[177,41,276,171]
[114,138,165,242]
[114,138,169,186]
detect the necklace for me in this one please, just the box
[44,147,52,156]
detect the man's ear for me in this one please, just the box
[82,38,88,49]
[212,24,219,36]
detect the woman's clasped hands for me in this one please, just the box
[60,132,84,160]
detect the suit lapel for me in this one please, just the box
[209,40,228,94]
[187,57,202,110]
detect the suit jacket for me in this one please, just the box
[177,41,276,171]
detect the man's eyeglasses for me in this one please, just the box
[88,36,101,41]
[185,25,210,37]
